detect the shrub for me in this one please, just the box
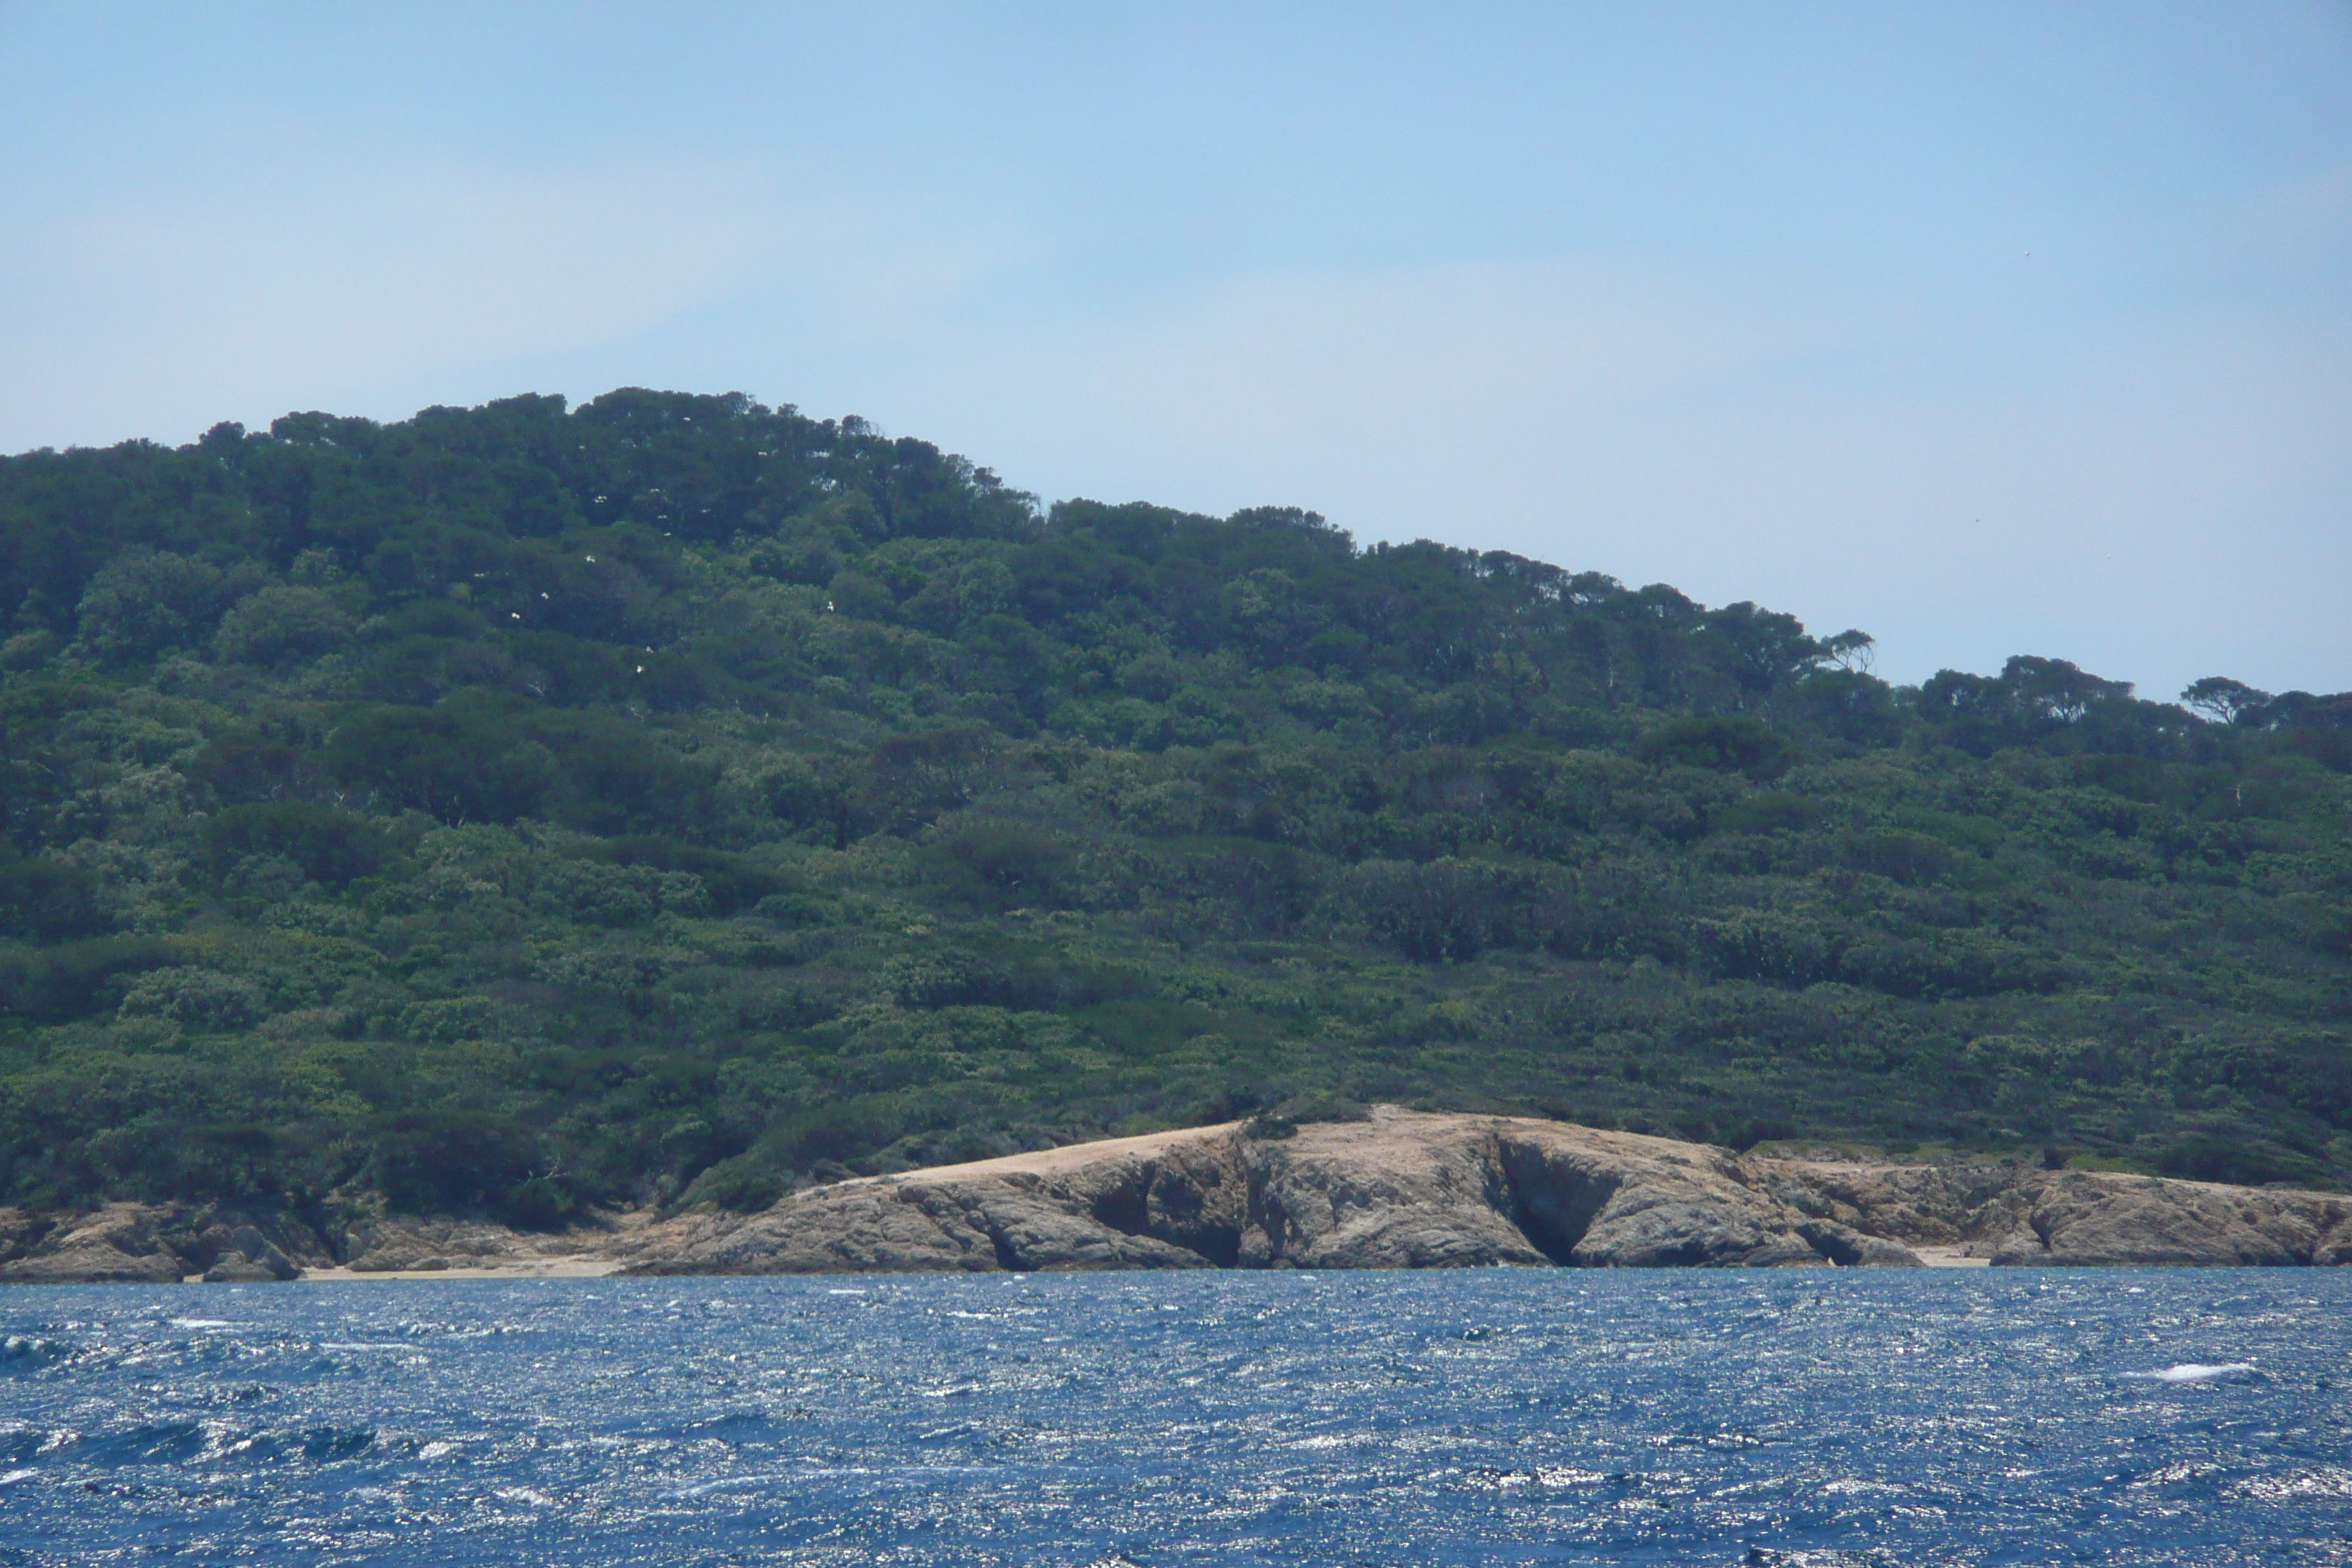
[1842,829,1952,885]
[0,847,106,940]
[1348,857,1558,962]
[0,936,183,1022]
[596,837,797,914]
[72,550,239,665]
[327,701,559,823]
[919,820,1074,909]
[364,1109,562,1221]
[116,966,265,1030]
[1635,715,1795,779]
[203,801,382,886]
[214,585,355,664]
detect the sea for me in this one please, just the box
[1,1268,2347,1566]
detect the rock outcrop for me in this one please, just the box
[199,1223,304,1283]
[1756,1157,2352,1267]
[0,1205,329,1283]
[625,1109,2352,1275]
[620,1109,1926,1275]
[7,1110,2349,1282]
[1981,1172,2352,1266]
[0,1205,188,1284]
[335,1214,625,1273]
[0,1201,578,1284]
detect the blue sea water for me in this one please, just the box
[1,1270,2348,1566]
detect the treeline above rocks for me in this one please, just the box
[0,388,2346,1227]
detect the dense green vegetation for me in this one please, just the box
[2,389,2347,1225]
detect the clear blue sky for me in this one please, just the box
[3,3,2345,698]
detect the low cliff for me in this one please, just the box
[7,1108,2350,1282]
[1765,1156,2352,1267]
[621,1107,1922,1275]
[0,1203,630,1284]
[616,1107,2352,1275]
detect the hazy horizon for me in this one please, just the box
[3,3,2345,701]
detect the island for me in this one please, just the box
[3,393,2347,1278]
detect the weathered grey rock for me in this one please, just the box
[1752,1161,2020,1246]
[1245,1117,1549,1268]
[635,1142,1235,1275]
[1794,1218,1923,1268]
[196,1224,302,1282]
[339,1215,605,1273]
[7,1112,2345,1281]
[1983,1172,2352,1267]
[202,1232,301,1278]
[0,1204,188,1284]
[1495,1126,1864,1267]
[0,1201,634,1283]
[0,1207,58,1264]
[625,1108,1925,1275]
[1757,1156,2352,1267]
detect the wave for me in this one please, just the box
[0,1336,74,1373]
[2123,1362,2257,1384]
[80,1421,212,1467]
[2236,1466,2352,1501]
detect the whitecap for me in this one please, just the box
[2236,1466,2352,1501]
[1463,1468,1535,1489]
[1537,1467,1610,1488]
[168,1319,233,1330]
[663,1466,876,1499]
[2125,1362,2257,1384]
[1,1469,37,1485]
[665,1473,788,1499]
[826,1289,866,1297]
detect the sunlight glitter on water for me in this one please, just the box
[0,1270,2345,1566]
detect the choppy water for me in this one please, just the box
[2,1270,2348,1566]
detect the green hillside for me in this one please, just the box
[2,389,2346,1224]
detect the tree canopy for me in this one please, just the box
[1,388,2347,1224]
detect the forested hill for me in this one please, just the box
[2,389,2348,1226]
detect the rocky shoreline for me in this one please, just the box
[6,1108,2350,1284]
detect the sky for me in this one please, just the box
[1,3,2346,699]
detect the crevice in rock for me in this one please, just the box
[1493,1137,1613,1266]
[1089,1175,1150,1239]
[1079,1159,1241,1267]
[987,1221,1023,1272]
[1793,1221,1863,1266]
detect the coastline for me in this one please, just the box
[255,1240,1975,1280]
[10,1107,2348,1284]
[284,1260,625,1282]
[1907,1245,1992,1268]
